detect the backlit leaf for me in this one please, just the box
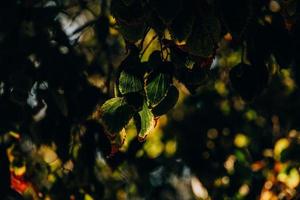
[145,72,172,107]
[152,85,179,116]
[135,102,155,140]
[100,97,135,135]
[119,71,143,95]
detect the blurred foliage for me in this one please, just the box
[1,0,300,200]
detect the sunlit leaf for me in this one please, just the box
[135,102,155,140]
[145,72,172,107]
[111,128,127,151]
[100,97,135,135]
[118,71,143,95]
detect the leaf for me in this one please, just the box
[111,0,130,22]
[186,19,215,57]
[145,72,172,107]
[119,71,143,95]
[148,50,162,69]
[169,8,195,42]
[118,45,141,72]
[100,97,135,135]
[135,102,155,140]
[118,21,147,42]
[152,86,179,116]
[169,44,191,69]
[124,92,144,111]
[149,0,182,25]
[148,12,166,36]
[111,0,145,24]
[229,63,269,101]
[175,67,208,94]
[117,48,146,96]
[148,53,174,74]
[111,128,127,153]
[220,0,250,36]
[184,12,220,58]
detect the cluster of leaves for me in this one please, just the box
[100,47,180,142]
[1,0,300,199]
[102,0,300,143]
[102,0,222,140]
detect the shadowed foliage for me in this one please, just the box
[1,0,300,199]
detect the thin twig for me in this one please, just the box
[139,27,151,51]
[140,34,158,59]
[159,38,165,61]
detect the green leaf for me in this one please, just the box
[100,97,135,135]
[145,73,172,107]
[152,86,179,116]
[135,102,155,140]
[117,47,146,95]
[119,71,143,95]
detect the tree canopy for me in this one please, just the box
[1,0,300,199]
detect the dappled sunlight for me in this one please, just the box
[1,0,300,199]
